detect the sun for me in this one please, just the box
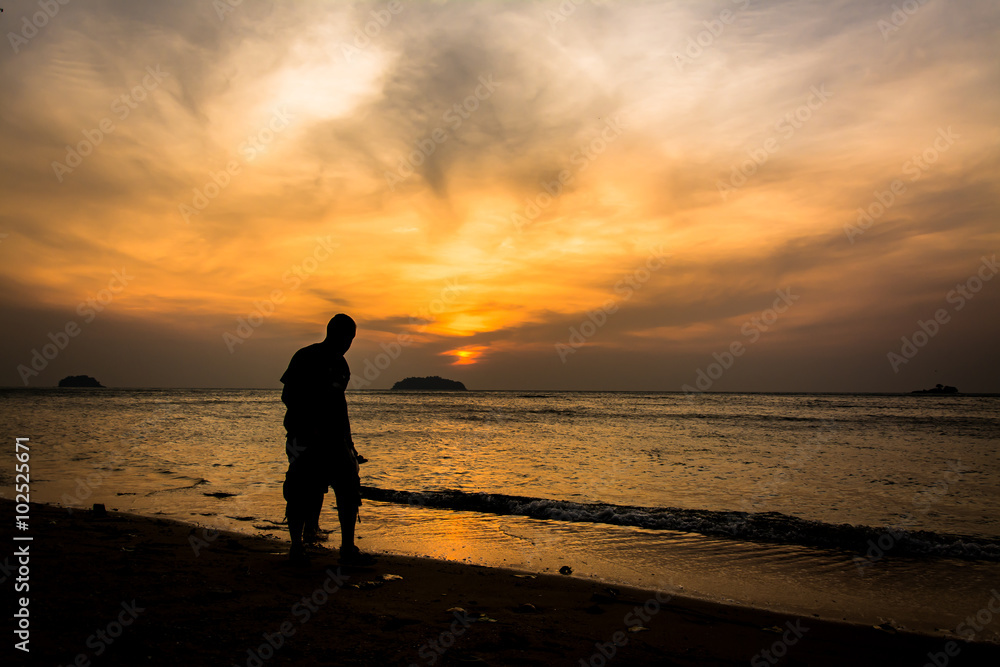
[444,345,489,366]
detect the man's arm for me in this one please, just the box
[280,352,312,411]
[280,348,324,437]
[336,356,356,454]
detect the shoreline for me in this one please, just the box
[5,500,1000,666]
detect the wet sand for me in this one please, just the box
[5,500,999,666]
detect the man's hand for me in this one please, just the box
[350,442,368,464]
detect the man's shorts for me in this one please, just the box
[282,436,360,508]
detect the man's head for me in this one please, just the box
[324,313,356,354]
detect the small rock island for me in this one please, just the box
[911,384,958,394]
[391,376,467,391]
[58,375,105,388]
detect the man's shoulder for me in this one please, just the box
[292,343,326,361]
[281,343,326,384]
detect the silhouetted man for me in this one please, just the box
[280,314,374,565]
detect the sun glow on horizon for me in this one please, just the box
[444,345,489,366]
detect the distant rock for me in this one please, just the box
[911,384,958,394]
[391,376,467,391]
[58,375,105,388]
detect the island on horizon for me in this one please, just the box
[58,375,105,388]
[391,376,467,391]
[911,383,958,394]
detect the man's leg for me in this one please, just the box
[331,464,375,565]
[288,512,305,549]
[308,498,322,530]
[283,474,307,557]
[284,437,309,555]
[331,484,358,550]
[304,492,327,542]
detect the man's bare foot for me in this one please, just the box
[288,544,310,566]
[338,545,377,567]
[303,529,329,544]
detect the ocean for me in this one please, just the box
[2,389,999,640]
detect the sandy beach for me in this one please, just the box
[5,500,999,666]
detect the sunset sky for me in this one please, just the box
[1,0,998,391]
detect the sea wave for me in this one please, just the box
[360,486,1000,561]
